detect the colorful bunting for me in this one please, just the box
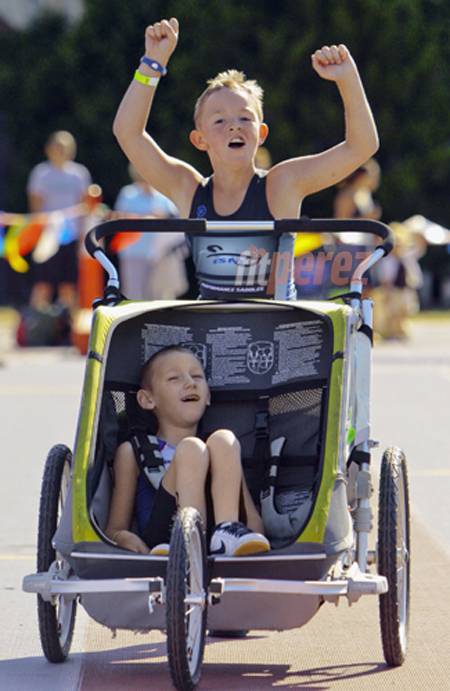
[17,221,44,256]
[110,231,142,253]
[0,201,102,272]
[4,221,29,273]
[33,212,65,264]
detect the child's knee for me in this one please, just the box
[207,429,240,456]
[174,437,209,470]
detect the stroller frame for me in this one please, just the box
[23,218,410,689]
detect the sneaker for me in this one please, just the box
[149,543,170,556]
[209,522,270,557]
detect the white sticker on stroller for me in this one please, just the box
[272,321,323,383]
[141,323,194,361]
[207,326,253,385]
[135,314,327,390]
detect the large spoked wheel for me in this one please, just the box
[378,446,410,666]
[166,507,208,691]
[37,444,77,662]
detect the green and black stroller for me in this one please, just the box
[23,218,410,691]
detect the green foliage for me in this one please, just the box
[1,0,449,225]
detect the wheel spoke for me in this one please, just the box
[187,607,202,669]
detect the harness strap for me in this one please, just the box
[129,431,165,490]
[250,396,271,500]
[243,454,316,469]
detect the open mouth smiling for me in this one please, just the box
[181,394,201,402]
[228,137,245,149]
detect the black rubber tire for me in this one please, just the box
[37,444,77,663]
[378,446,410,666]
[166,507,207,691]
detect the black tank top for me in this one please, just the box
[189,172,273,221]
[188,173,296,299]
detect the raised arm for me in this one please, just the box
[270,45,379,202]
[113,17,201,216]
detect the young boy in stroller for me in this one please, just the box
[106,345,270,557]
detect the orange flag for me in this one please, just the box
[110,231,142,253]
[18,221,44,256]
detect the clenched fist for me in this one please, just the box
[144,17,179,67]
[311,44,358,83]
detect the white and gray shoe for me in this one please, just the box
[209,521,270,557]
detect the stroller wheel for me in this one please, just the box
[377,446,410,666]
[37,444,77,663]
[166,507,207,690]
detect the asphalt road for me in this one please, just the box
[1,319,450,690]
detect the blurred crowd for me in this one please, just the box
[0,133,449,348]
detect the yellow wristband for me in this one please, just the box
[134,70,159,87]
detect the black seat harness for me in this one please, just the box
[129,432,166,490]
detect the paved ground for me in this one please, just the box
[1,314,449,689]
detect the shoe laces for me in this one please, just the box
[215,521,250,538]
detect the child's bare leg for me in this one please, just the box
[206,429,241,525]
[162,437,209,521]
[242,479,264,534]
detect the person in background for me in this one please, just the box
[372,222,425,340]
[333,157,381,221]
[27,130,91,310]
[113,163,187,300]
[333,157,382,295]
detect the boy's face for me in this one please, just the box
[138,351,210,429]
[190,88,268,168]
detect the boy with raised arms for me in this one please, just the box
[113,17,378,298]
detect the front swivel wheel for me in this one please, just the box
[166,507,208,690]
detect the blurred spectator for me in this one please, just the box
[114,164,187,299]
[27,130,91,309]
[372,222,425,340]
[333,157,382,223]
[333,157,382,295]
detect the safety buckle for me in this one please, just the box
[255,411,269,438]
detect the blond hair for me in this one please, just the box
[194,70,264,127]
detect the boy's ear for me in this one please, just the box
[189,129,208,151]
[136,388,155,410]
[259,122,269,146]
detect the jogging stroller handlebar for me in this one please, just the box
[85,217,393,256]
[84,217,393,301]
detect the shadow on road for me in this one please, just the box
[0,640,393,691]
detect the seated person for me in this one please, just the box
[106,345,269,557]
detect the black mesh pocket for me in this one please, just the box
[108,388,156,442]
[269,387,323,417]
